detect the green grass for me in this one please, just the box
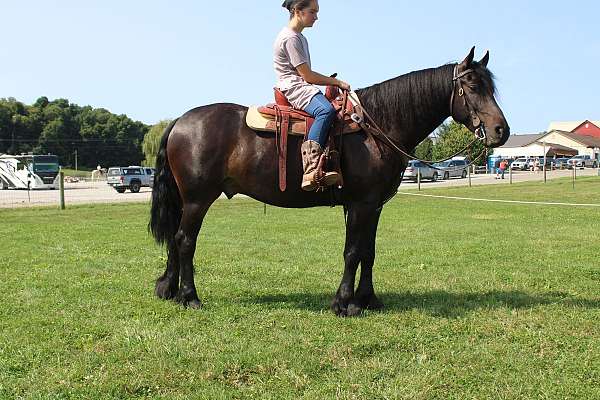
[60,168,94,178]
[1,177,599,399]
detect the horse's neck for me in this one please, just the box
[356,64,454,151]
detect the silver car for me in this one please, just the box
[553,157,570,169]
[433,159,469,179]
[509,157,532,171]
[567,155,598,169]
[404,160,439,181]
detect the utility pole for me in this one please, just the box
[11,115,17,154]
[74,149,78,171]
[543,141,547,183]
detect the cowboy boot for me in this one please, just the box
[301,140,340,191]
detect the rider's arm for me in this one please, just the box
[296,63,351,90]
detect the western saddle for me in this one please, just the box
[246,86,364,191]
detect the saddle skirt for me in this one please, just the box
[246,87,364,136]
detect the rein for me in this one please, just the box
[345,64,487,169]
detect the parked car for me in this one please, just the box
[107,166,154,193]
[404,160,439,181]
[434,159,469,179]
[510,157,533,171]
[553,157,571,169]
[531,158,554,170]
[567,155,598,169]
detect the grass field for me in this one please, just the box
[60,168,95,179]
[1,177,599,399]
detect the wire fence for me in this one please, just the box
[405,165,600,191]
[0,175,152,208]
[1,167,599,209]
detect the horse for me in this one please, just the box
[149,47,510,316]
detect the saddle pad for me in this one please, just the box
[246,106,362,136]
[246,106,308,135]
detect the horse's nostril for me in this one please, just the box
[495,126,509,136]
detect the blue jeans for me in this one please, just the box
[303,93,336,147]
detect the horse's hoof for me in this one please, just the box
[155,277,177,300]
[355,294,384,311]
[366,296,384,311]
[330,298,348,317]
[175,288,202,309]
[346,302,363,317]
[176,296,202,309]
[186,299,202,309]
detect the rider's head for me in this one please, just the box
[282,0,319,26]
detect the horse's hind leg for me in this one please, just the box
[175,191,220,308]
[155,241,180,300]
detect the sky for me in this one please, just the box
[2,1,599,134]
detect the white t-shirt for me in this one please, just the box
[273,26,321,110]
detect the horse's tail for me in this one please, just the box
[149,118,181,247]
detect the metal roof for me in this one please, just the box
[498,133,545,148]
[547,120,600,132]
[500,130,600,149]
[557,131,600,148]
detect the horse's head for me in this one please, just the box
[450,47,510,147]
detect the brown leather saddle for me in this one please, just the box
[247,87,363,191]
[256,87,363,136]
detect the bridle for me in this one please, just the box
[346,63,488,168]
[450,65,487,141]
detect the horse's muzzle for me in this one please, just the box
[486,125,510,147]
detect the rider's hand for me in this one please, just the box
[336,79,351,91]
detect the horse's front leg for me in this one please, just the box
[331,202,377,317]
[354,208,384,311]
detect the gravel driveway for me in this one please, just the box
[1,168,598,208]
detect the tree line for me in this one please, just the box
[0,97,149,169]
[0,96,481,170]
[415,120,487,165]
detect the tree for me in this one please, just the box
[142,120,171,167]
[414,137,433,161]
[432,121,485,165]
[0,98,27,154]
[0,96,149,168]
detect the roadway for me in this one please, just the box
[0,168,598,208]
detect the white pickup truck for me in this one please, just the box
[107,166,154,193]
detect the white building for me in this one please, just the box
[492,130,600,159]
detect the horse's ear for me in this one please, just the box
[479,50,489,67]
[460,46,476,67]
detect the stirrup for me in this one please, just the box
[301,179,318,192]
[301,171,340,192]
[321,171,340,187]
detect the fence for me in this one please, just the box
[410,165,600,191]
[0,174,152,208]
[2,167,599,208]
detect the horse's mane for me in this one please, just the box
[355,62,496,133]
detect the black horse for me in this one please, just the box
[149,47,509,316]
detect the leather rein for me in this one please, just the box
[347,64,488,168]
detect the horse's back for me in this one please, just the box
[165,102,344,207]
